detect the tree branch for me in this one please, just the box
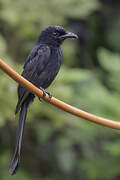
[0,58,120,130]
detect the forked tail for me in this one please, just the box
[9,102,28,175]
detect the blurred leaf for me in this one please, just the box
[98,48,120,73]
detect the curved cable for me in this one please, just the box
[0,58,120,130]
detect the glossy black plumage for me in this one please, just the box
[9,25,77,175]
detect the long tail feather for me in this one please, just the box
[9,102,28,175]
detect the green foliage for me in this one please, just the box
[106,14,120,51]
[0,0,120,180]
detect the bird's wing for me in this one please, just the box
[15,44,51,114]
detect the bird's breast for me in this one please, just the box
[40,47,62,88]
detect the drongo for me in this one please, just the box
[9,25,78,175]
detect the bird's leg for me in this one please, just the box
[39,87,52,99]
[39,87,47,97]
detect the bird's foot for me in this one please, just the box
[39,87,52,99]
[46,92,52,99]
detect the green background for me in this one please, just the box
[0,0,120,179]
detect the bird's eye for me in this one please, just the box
[53,31,60,36]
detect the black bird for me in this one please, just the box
[9,25,78,175]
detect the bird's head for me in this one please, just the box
[37,25,78,47]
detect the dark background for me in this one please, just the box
[0,0,120,179]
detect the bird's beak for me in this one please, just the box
[60,32,78,39]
